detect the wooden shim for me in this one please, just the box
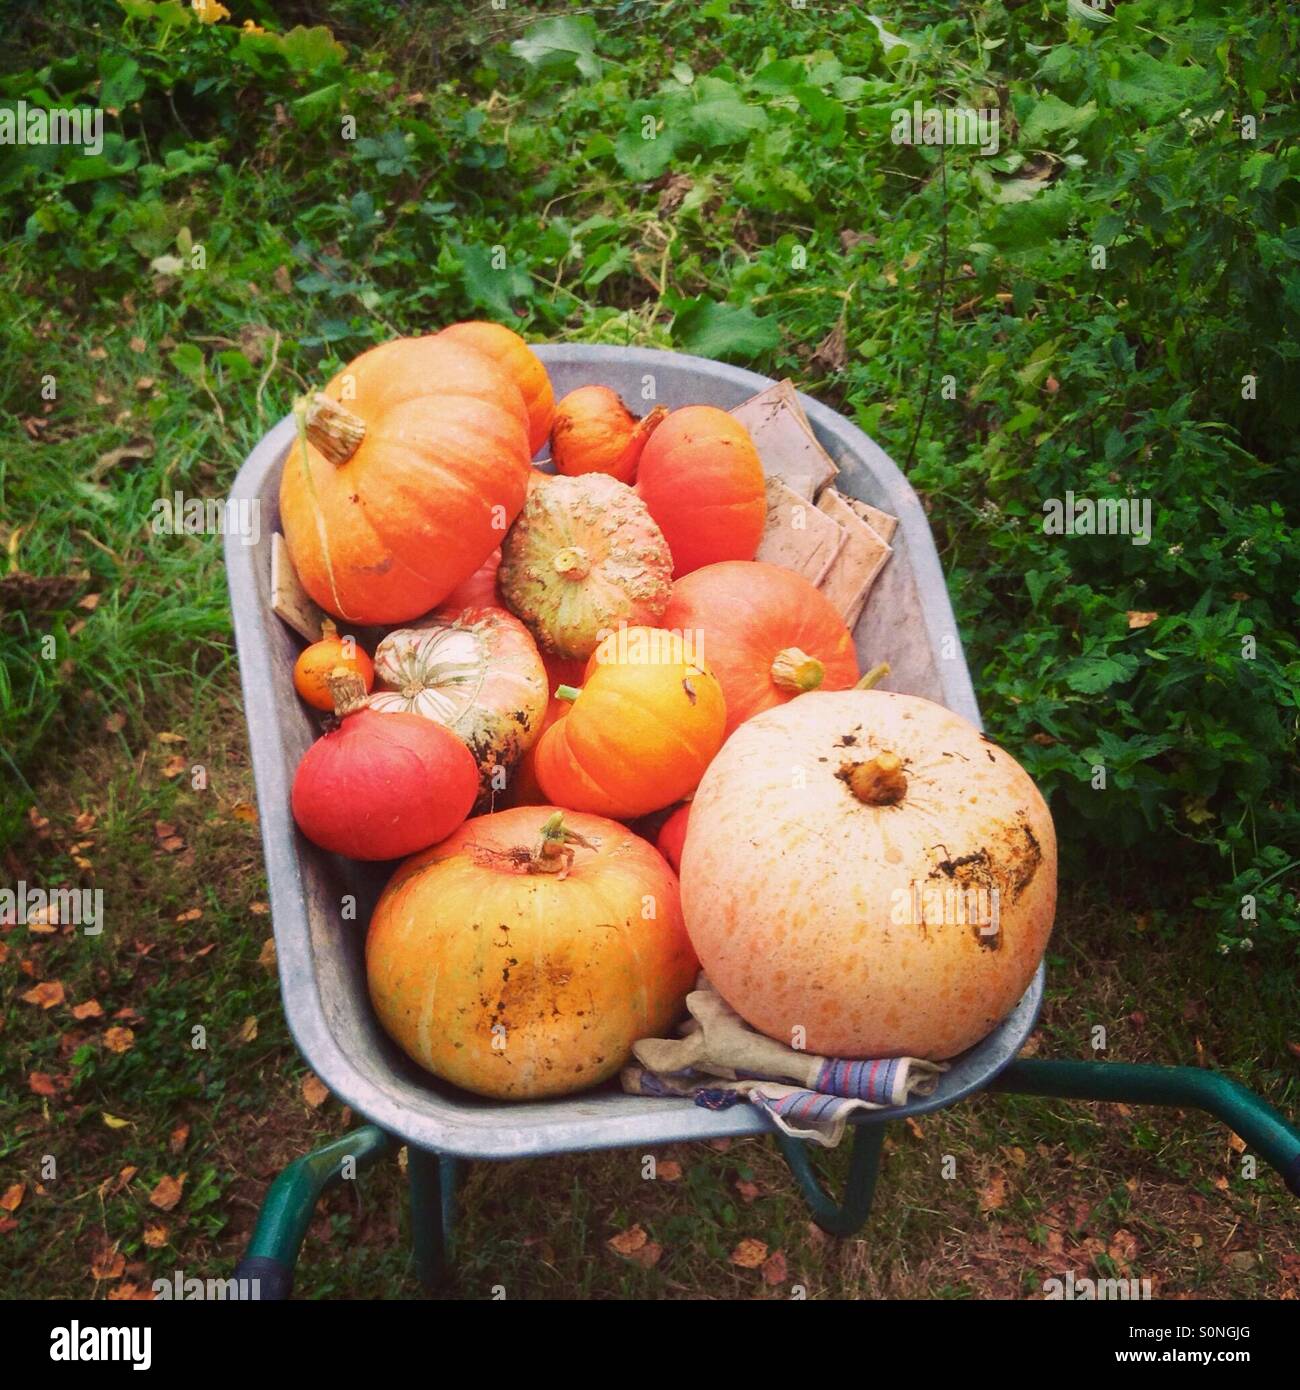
[815,489,893,629]
[841,493,898,544]
[730,379,838,502]
[755,476,846,587]
[271,532,328,642]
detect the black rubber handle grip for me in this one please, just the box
[234,1254,294,1301]
[1284,1152,1300,1200]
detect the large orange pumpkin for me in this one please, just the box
[534,626,726,818]
[636,406,766,576]
[661,560,860,737]
[366,807,698,1099]
[436,321,554,455]
[279,336,532,625]
[680,691,1058,1060]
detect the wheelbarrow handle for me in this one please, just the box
[990,1059,1300,1197]
[235,1125,396,1299]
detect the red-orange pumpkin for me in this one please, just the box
[436,321,554,455]
[279,336,532,625]
[636,406,765,576]
[366,807,698,1098]
[656,802,691,874]
[440,547,502,613]
[290,672,478,860]
[661,561,860,736]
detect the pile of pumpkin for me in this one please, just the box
[281,323,1057,1101]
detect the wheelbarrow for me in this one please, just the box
[224,346,1300,1297]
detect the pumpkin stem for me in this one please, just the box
[854,661,891,691]
[319,617,338,642]
[552,546,591,581]
[326,665,370,717]
[302,393,366,467]
[846,752,908,807]
[771,646,825,693]
[528,810,595,874]
[554,684,582,702]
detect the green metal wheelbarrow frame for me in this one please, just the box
[233,1060,1300,1295]
[225,348,1299,1298]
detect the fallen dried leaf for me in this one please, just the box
[142,1224,168,1249]
[91,1246,126,1280]
[231,800,259,825]
[168,1124,189,1156]
[761,1249,788,1285]
[0,1184,24,1213]
[608,1225,648,1256]
[257,937,276,968]
[730,1237,768,1269]
[71,1000,103,1020]
[656,1159,682,1182]
[103,1027,135,1054]
[174,908,202,923]
[21,980,65,1009]
[734,1179,761,1204]
[28,1072,58,1097]
[156,731,186,744]
[236,1016,258,1044]
[104,712,126,734]
[301,1073,328,1108]
[160,755,187,780]
[102,1113,132,1130]
[148,1174,185,1212]
[1127,610,1158,630]
[979,1172,1008,1212]
[128,336,147,353]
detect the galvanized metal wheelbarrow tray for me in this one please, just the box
[224,346,1300,1297]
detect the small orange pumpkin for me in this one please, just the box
[534,626,726,818]
[636,405,766,576]
[292,619,375,711]
[279,335,532,625]
[550,385,667,484]
[436,321,555,455]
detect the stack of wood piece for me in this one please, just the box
[730,380,896,631]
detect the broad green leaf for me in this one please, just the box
[673,299,779,361]
[455,242,532,319]
[614,121,678,180]
[1019,95,1097,146]
[98,55,145,110]
[1063,652,1139,694]
[510,16,601,82]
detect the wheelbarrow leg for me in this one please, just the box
[775,1121,886,1237]
[234,1125,396,1299]
[989,1059,1300,1197]
[408,1148,464,1290]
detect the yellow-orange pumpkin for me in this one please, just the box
[279,336,532,625]
[366,807,698,1099]
[534,627,726,818]
[436,321,555,455]
[680,690,1058,1060]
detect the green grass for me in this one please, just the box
[2,0,1298,1298]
